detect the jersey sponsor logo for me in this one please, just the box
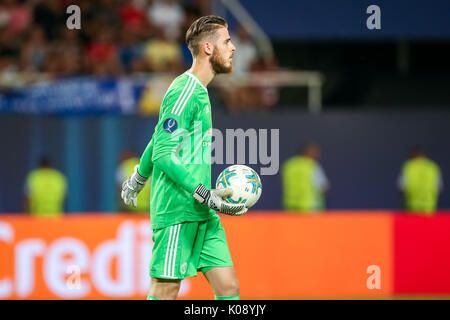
[163,118,178,133]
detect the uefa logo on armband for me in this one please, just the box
[163,118,178,133]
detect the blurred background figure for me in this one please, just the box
[397,146,443,215]
[221,24,259,112]
[20,26,48,73]
[84,25,123,76]
[24,156,67,218]
[147,0,186,41]
[143,26,183,73]
[281,143,329,213]
[116,149,151,214]
[231,24,258,76]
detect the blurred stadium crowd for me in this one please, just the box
[0,0,213,78]
[0,0,279,110]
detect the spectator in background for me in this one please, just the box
[32,0,65,41]
[142,26,182,72]
[95,0,121,28]
[231,25,257,76]
[116,149,151,213]
[147,0,185,41]
[397,146,443,215]
[250,57,280,110]
[20,26,48,72]
[179,4,202,67]
[0,0,207,83]
[191,0,213,16]
[84,25,123,76]
[138,74,174,114]
[220,25,280,112]
[117,25,147,73]
[119,0,148,31]
[24,156,67,218]
[54,28,83,76]
[0,0,31,38]
[221,24,259,112]
[0,54,22,87]
[281,143,329,213]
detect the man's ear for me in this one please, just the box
[203,41,213,56]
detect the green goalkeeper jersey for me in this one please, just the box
[140,71,215,230]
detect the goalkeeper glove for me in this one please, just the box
[193,184,248,216]
[121,165,148,207]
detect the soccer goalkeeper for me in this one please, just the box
[121,15,246,300]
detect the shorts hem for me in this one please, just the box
[151,214,216,230]
[149,273,183,280]
[198,265,234,274]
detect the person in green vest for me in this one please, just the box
[281,143,330,213]
[24,156,67,218]
[116,150,151,214]
[397,146,443,214]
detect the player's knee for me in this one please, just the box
[230,278,240,295]
[165,282,181,299]
[217,278,240,296]
[149,278,181,300]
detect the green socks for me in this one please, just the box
[215,294,240,300]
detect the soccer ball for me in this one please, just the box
[215,165,263,209]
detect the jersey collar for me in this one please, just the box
[185,71,208,93]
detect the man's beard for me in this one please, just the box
[210,48,233,74]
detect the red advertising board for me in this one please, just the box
[394,214,450,295]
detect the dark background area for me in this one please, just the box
[271,40,450,108]
[1,111,449,213]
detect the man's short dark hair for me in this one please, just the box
[39,156,51,167]
[300,142,319,154]
[185,15,228,57]
[409,145,425,158]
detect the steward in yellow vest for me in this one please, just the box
[398,148,442,214]
[281,143,329,212]
[24,157,67,218]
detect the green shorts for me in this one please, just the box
[149,213,233,280]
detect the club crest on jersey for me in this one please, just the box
[163,117,178,133]
[180,262,187,275]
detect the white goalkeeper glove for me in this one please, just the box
[121,165,148,207]
[193,184,248,216]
